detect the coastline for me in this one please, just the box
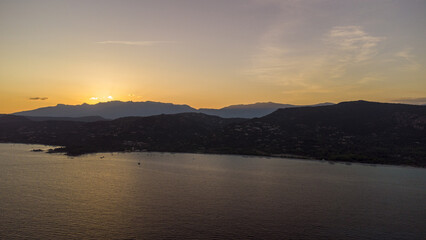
[3,142,423,169]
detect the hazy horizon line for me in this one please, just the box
[3,98,426,115]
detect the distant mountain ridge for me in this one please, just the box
[14,101,196,119]
[14,101,334,119]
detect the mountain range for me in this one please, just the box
[2,100,426,167]
[13,101,334,119]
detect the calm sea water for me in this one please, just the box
[0,143,425,240]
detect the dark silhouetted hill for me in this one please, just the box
[220,101,426,165]
[199,102,293,118]
[2,101,425,167]
[25,116,108,122]
[199,102,334,118]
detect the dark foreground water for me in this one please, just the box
[0,144,425,240]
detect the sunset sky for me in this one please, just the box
[1,0,425,113]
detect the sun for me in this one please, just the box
[89,96,114,102]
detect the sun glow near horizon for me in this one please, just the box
[89,96,114,102]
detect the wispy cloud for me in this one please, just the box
[29,97,48,101]
[392,97,426,105]
[97,41,174,46]
[395,47,420,71]
[246,25,385,92]
[323,26,385,79]
[325,26,385,63]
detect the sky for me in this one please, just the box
[1,0,425,113]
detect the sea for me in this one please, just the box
[0,143,425,239]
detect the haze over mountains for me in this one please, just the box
[14,101,334,119]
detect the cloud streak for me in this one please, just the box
[247,24,385,91]
[97,41,174,46]
[393,97,426,105]
[395,47,420,71]
[322,26,385,79]
[29,97,48,100]
[325,26,385,63]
